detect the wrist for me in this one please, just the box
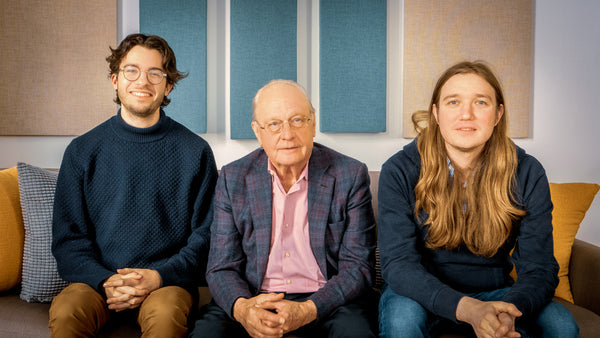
[456,296,477,322]
[233,297,248,323]
[149,269,162,290]
[302,300,318,324]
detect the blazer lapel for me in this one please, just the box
[246,155,273,288]
[308,146,334,278]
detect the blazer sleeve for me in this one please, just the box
[308,162,376,319]
[205,169,255,318]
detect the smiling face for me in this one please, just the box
[111,45,172,126]
[433,73,504,160]
[251,83,316,178]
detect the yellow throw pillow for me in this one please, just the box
[0,167,25,291]
[549,182,599,302]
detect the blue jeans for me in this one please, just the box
[378,285,579,338]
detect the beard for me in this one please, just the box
[117,89,164,119]
[121,100,160,118]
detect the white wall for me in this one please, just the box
[1,0,599,245]
[516,0,600,245]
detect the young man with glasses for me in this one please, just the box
[190,80,377,338]
[49,34,218,337]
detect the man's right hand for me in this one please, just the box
[456,296,522,338]
[103,271,148,312]
[233,293,286,338]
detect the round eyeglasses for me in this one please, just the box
[119,65,167,85]
[255,116,312,133]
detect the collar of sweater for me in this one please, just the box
[113,109,172,143]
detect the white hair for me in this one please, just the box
[252,79,315,120]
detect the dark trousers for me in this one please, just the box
[189,292,377,338]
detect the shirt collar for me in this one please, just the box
[447,157,455,178]
[267,159,309,184]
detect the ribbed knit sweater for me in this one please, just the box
[52,109,218,293]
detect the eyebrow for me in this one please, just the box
[123,64,165,72]
[441,93,493,101]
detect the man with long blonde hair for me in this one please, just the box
[377,61,578,337]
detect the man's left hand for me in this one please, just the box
[262,299,317,334]
[103,268,162,311]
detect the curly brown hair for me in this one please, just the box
[106,34,187,107]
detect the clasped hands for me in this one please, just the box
[233,293,317,338]
[456,296,523,338]
[103,268,162,312]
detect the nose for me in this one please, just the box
[279,121,294,139]
[135,70,150,85]
[460,104,475,120]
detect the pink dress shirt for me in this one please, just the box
[260,160,327,293]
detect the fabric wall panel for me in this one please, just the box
[0,0,116,136]
[319,0,387,133]
[140,0,207,133]
[230,0,297,139]
[403,0,533,138]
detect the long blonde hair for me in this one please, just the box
[413,61,526,257]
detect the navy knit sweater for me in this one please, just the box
[378,139,559,322]
[52,110,218,293]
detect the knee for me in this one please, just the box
[538,318,579,338]
[326,305,376,338]
[536,301,580,338]
[49,283,107,336]
[141,286,193,319]
[329,321,375,338]
[49,283,105,321]
[378,288,427,337]
[188,301,242,338]
[139,286,192,336]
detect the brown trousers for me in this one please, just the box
[48,283,192,338]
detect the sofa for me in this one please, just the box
[1,164,599,337]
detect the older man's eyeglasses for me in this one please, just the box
[119,65,167,85]
[255,116,312,133]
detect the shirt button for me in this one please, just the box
[285,224,289,228]
[285,252,290,257]
[286,280,291,284]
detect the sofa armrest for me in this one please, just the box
[569,238,600,316]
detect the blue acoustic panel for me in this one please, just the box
[230,0,297,139]
[140,0,207,133]
[319,0,386,133]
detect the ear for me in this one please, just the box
[495,104,504,126]
[310,113,316,138]
[111,73,118,90]
[432,104,439,123]
[164,82,173,96]
[251,121,263,146]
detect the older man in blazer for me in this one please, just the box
[190,80,377,338]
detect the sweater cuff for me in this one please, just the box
[433,286,465,322]
[90,270,117,296]
[503,292,532,318]
[155,265,173,287]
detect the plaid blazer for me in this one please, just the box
[206,143,376,320]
